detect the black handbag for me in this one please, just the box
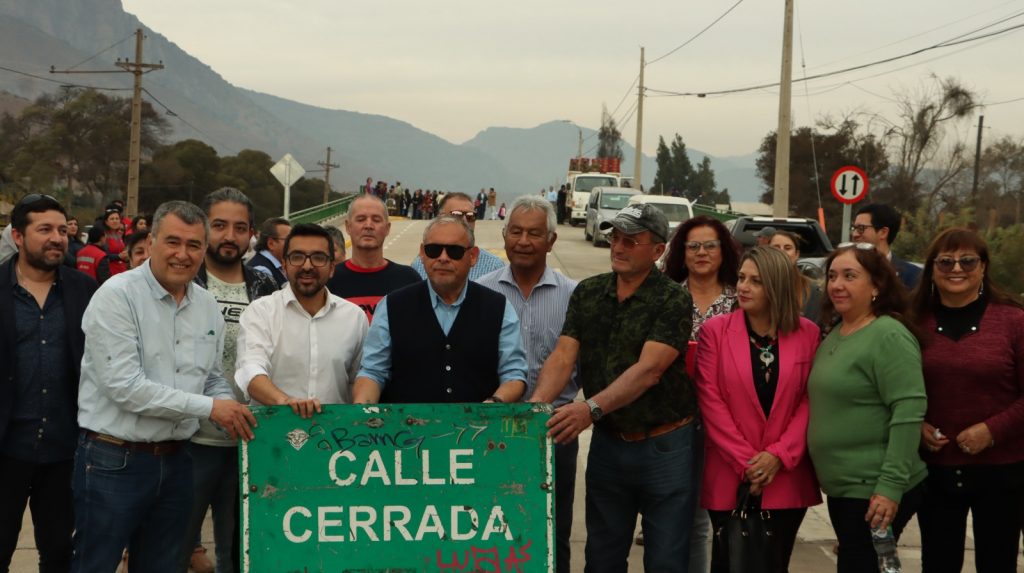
[714,482,773,573]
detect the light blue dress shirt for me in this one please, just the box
[357,282,527,390]
[477,266,580,406]
[411,248,506,282]
[78,261,234,442]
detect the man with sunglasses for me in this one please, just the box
[354,215,527,405]
[531,203,699,572]
[851,203,921,290]
[0,194,97,572]
[247,217,291,289]
[411,192,506,281]
[236,224,367,413]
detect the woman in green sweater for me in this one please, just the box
[807,243,927,572]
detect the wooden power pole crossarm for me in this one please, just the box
[318,147,340,204]
[50,28,163,218]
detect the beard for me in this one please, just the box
[23,242,65,272]
[290,270,326,298]
[207,241,244,265]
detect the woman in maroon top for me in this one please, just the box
[911,228,1024,572]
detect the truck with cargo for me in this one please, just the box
[565,157,620,226]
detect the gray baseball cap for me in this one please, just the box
[599,203,669,243]
[754,226,778,238]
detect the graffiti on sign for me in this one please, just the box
[240,403,554,572]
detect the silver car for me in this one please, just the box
[584,186,639,247]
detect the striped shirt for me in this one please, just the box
[478,266,579,406]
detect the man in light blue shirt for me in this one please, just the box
[72,201,256,573]
[355,215,526,404]
[410,192,505,281]
[477,195,579,573]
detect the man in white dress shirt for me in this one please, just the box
[236,224,367,417]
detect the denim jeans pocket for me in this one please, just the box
[86,441,130,472]
[650,425,692,456]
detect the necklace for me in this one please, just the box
[749,334,777,383]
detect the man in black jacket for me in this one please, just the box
[181,188,278,573]
[0,194,97,572]
[246,216,290,289]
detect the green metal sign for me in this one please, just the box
[240,403,554,572]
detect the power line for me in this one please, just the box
[0,63,131,90]
[608,74,639,120]
[646,20,1024,98]
[647,0,746,65]
[63,32,136,71]
[141,86,239,154]
[985,95,1024,106]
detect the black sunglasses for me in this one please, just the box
[934,255,981,273]
[423,243,468,260]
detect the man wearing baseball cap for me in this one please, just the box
[530,203,699,571]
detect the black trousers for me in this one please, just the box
[708,506,807,573]
[0,455,74,572]
[918,463,1024,573]
[555,439,580,573]
[826,482,925,573]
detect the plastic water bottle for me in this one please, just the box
[870,526,902,573]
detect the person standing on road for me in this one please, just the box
[487,187,498,220]
[851,203,921,290]
[247,217,291,289]
[662,214,742,571]
[911,228,1024,573]
[327,195,420,322]
[478,196,580,573]
[236,224,367,412]
[531,204,698,572]
[179,188,279,573]
[354,215,527,405]
[807,243,927,572]
[411,192,506,281]
[71,201,257,572]
[695,247,822,573]
[0,195,97,573]
[556,184,568,225]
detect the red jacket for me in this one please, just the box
[76,244,108,281]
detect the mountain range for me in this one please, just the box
[0,0,761,202]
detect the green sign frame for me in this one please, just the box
[240,403,554,572]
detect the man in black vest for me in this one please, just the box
[352,215,527,404]
[0,194,97,571]
[246,216,290,289]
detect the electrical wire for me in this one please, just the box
[795,4,824,213]
[645,20,1024,97]
[62,32,136,71]
[0,64,131,91]
[141,87,239,154]
[647,0,746,65]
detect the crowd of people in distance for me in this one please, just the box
[0,186,1021,573]
[362,178,500,222]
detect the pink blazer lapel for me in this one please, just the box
[724,311,766,424]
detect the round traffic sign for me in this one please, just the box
[830,166,869,204]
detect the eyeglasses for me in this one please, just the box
[16,193,58,207]
[685,240,721,253]
[934,255,981,273]
[423,243,469,260]
[837,242,876,250]
[286,252,332,267]
[609,232,653,249]
[447,210,477,222]
[850,224,877,234]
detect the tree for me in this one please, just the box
[980,136,1024,224]
[690,156,718,205]
[873,75,976,213]
[757,120,889,243]
[651,134,694,197]
[596,106,624,161]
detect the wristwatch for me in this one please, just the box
[585,398,603,422]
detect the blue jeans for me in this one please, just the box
[70,433,193,573]
[584,424,697,573]
[179,443,238,572]
[689,423,711,573]
[555,439,580,573]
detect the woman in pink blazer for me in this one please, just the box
[696,247,822,573]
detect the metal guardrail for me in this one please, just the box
[287,194,357,225]
[693,203,743,222]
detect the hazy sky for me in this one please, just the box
[122,0,1024,159]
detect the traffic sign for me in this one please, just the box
[241,403,554,572]
[271,153,305,218]
[830,166,869,205]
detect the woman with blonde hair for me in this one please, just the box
[696,247,822,572]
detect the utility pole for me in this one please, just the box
[577,129,583,160]
[318,147,339,204]
[633,47,645,191]
[772,0,794,217]
[51,28,163,217]
[970,115,985,204]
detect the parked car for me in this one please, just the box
[727,216,833,279]
[627,195,694,241]
[584,187,639,246]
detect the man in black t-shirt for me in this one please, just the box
[326,195,419,322]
